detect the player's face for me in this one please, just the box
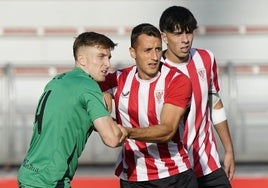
[162,28,194,63]
[130,34,162,80]
[80,46,111,82]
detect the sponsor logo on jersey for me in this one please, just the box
[122,91,130,97]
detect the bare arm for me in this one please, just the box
[213,100,235,180]
[126,103,186,143]
[93,116,127,147]
[103,92,113,113]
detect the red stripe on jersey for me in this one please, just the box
[198,50,219,171]
[198,49,219,92]
[128,77,140,128]
[137,141,159,181]
[198,49,211,87]
[158,143,179,174]
[212,58,220,92]
[185,59,203,172]
[113,67,134,124]
[115,152,124,177]
[148,80,157,125]
[124,141,138,181]
[147,79,161,180]
[203,112,218,170]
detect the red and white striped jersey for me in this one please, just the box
[100,63,192,181]
[162,48,221,178]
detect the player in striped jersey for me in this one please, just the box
[159,6,235,188]
[99,23,198,188]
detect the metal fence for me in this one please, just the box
[0,62,268,166]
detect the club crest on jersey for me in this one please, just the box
[155,90,164,103]
[198,69,206,81]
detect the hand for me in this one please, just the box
[223,151,235,180]
[117,125,129,144]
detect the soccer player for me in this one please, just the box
[99,23,198,188]
[17,32,127,187]
[159,6,235,188]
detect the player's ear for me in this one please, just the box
[77,54,86,66]
[129,47,136,59]
[161,32,168,44]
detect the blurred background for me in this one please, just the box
[0,0,268,176]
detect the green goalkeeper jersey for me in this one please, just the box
[17,67,110,187]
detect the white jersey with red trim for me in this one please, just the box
[101,63,192,181]
[162,48,221,177]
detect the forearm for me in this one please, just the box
[126,124,174,143]
[94,116,126,148]
[214,120,235,180]
[126,104,186,143]
[111,121,124,144]
[214,120,234,154]
[113,122,131,146]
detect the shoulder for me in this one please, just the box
[191,48,215,58]
[118,65,136,74]
[115,65,136,79]
[162,63,185,76]
[190,48,216,68]
[173,71,191,87]
[161,63,191,86]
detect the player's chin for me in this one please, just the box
[98,76,106,82]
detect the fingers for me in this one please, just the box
[118,125,129,143]
[227,163,235,180]
[223,153,235,180]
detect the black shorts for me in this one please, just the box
[120,169,198,188]
[197,167,232,188]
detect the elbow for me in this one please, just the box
[159,129,176,142]
[103,131,123,148]
[104,137,121,148]
[162,134,173,142]
[160,137,170,143]
[106,142,118,148]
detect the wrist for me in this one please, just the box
[125,127,131,139]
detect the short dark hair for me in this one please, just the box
[159,6,198,33]
[130,23,161,48]
[73,32,117,61]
